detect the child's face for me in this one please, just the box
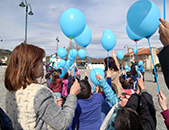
[118,93,130,107]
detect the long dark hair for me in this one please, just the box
[131,65,137,75]
[104,57,119,71]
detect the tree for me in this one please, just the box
[66,41,84,53]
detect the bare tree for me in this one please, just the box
[66,41,84,53]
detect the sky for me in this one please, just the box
[0,0,168,58]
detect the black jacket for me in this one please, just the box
[125,90,156,130]
[158,45,169,89]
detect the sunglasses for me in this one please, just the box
[121,93,130,99]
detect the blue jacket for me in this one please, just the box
[99,78,120,130]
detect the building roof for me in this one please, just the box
[124,48,159,56]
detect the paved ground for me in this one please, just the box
[0,67,168,129]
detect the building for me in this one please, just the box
[123,47,159,70]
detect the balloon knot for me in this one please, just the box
[134,39,139,42]
[69,36,74,40]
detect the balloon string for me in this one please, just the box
[136,42,139,78]
[85,48,96,75]
[120,60,123,72]
[164,0,166,20]
[82,60,86,72]
[107,51,109,69]
[71,39,76,81]
[147,37,160,94]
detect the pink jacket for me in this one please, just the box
[62,79,68,97]
[50,78,64,93]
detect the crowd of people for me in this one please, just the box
[0,18,169,130]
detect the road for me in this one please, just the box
[0,67,168,130]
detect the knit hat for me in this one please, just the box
[121,88,136,95]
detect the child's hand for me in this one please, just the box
[112,50,115,55]
[56,98,63,108]
[96,74,103,81]
[137,78,145,90]
[158,90,168,111]
[70,80,81,96]
[107,68,111,77]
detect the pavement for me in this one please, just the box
[0,66,168,130]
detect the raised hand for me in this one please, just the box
[107,68,111,77]
[158,90,168,111]
[96,74,103,81]
[137,78,145,90]
[70,80,81,96]
[159,18,169,46]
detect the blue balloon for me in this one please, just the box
[69,66,72,71]
[60,8,86,39]
[126,24,143,41]
[59,69,65,78]
[69,49,77,59]
[124,65,129,70]
[101,32,116,51]
[138,60,143,66]
[127,0,161,38]
[125,69,130,73]
[60,59,66,68]
[90,68,105,85]
[135,65,138,71]
[68,54,74,61]
[53,62,57,68]
[74,25,92,47]
[103,29,113,35]
[117,51,124,60]
[52,55,55,59]
[78,49,86,59]
[57,48,67,58]
[133,48,138,54]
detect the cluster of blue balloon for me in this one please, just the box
[127,0,161,93]
[124,65,131,73]
[55,46,87,77]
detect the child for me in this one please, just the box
[69,80,105,130]
[50,71,64,99]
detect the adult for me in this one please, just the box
[5,43,81,130]
[158,18,169,89]
[104,50,122,98]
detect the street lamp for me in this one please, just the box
[56,36,60,51]
[124,44,129,53]
[124,44,129,65]
[19,0,34,44]
[56,36,60,61]
[0,37,3,42]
